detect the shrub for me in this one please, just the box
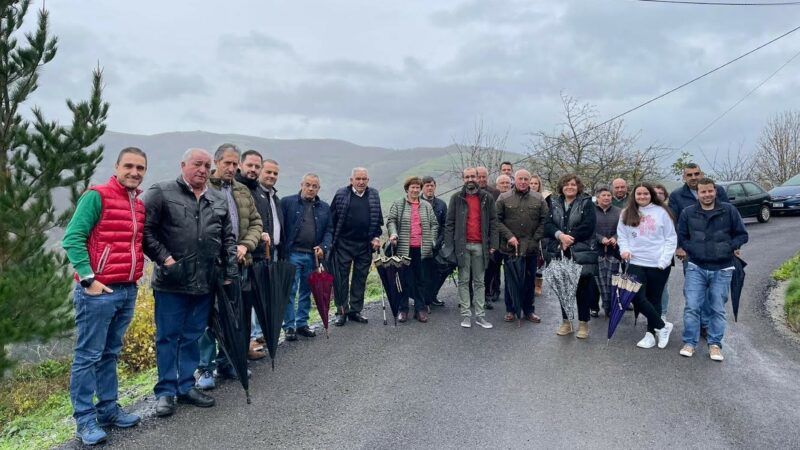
[773,252,800,281]
[119,268,156,374]
[0,359,71,432]
[785,278,800,332]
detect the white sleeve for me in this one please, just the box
[616,215,631,255]
[658,209,677,269]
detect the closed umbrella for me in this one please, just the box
[503,248,527,325]
[252,247,295,370]
[594,255,620,314]
[607,269,643,343]
[210,278,251,404]
[328,248,350,318]
[308,254,334,337]
[542,250,582,320]
[374,253,411,326]
[730,255,747,322]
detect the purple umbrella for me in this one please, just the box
[607,271,643,343]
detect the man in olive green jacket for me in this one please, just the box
[197,144,263,389]
[495,169,548,323]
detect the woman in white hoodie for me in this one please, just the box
[617,183,677,349]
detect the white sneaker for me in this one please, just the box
[636,332,656,348]
[461,317,471,328]
[679,344,694,357]
[709,345,724,361]
[475,317,493,329]
[656,322,673,349]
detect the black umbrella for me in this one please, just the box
[374,254,410,326]
[210,278,251,404]
[730,255,747,322]
[503,251,527,325]
[252,247,295,370]
[328,248,350,317]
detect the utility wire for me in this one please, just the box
[435,23,800,196]
[678,46,800,151]
[639,0,800,6]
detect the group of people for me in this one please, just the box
[61,145,748,445]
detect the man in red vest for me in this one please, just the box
[62,147,148,445]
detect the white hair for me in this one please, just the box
[351,167,368,177]
[182,148,211,162]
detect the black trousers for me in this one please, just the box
[627,264,669,332]
[503,255,537,315]
[561,276,594,322]
[485,253,502,301]
[400,248,431,313]
[333,238,372,314]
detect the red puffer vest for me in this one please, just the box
[80,176,145,284]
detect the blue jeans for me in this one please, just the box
[683,259,711,327]
[153,290,212,398]
[284,252,314,330]
[197,329,226,372]
[251,309,262,339]
[682,263,733,348]
[69,283,137,426]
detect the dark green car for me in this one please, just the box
[718,180,771,223]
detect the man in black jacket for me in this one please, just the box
[421,175,447,306]
[330,168,384,326]
[677,178,748,362]
[236,151,284,355]
[143,148,238,417]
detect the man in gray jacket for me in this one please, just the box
[444,168,498,329]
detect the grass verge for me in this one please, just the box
[773,252,800,332]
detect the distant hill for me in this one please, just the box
[93,131,471,201]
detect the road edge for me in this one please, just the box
[765,279,800,346]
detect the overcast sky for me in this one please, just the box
[30,1,800,162]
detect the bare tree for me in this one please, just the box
[699,142,756,182]
[526,94,666,192]
[753,110,800,189]
[447,117,508,182]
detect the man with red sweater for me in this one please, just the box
[444,167,498,329]
[62,148,148,445]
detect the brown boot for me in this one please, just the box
[248,340,266,360]
[556,320,573,336]
[576,321,589,339]
[535,277,543,296]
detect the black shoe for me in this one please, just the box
[285,328,298,341]
[177,388,215,408]
[590,310,599,318]
[347,312,368,324]
[297,326,316,338]
[485,301,494,310]
[155,396,175,417]
[431,299,445,307]
[333,314,346,326]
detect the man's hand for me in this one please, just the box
[621,251,632,261]
[389,234,398,245]
[313,246,324,260]
[489,248,495,255]
[734,249,741,257]
[508,236,519,248]
[371,238,381,251]
[236,245,247,262]
[261,232,271,246]
[164,256,176,266]
[675,247,687,261]
[223,279,233,285]
[601,237,610,246]
[608,237,617,247]
[85,280,113,296]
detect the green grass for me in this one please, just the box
[773,251,800,332]
[0,363,155,450]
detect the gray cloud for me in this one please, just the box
[129,73,211,103]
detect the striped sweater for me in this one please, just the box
[386,198,438,258]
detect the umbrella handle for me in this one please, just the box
[265,244,271,261]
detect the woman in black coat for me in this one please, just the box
[544,174,598,339]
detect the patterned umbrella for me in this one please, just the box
[542,250,582,320]
[607,270,643,342]
[594,255,620,314]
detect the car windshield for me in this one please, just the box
[783,173,800,186]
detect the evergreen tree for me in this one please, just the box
[0,0,108,373]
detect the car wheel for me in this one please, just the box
[757,204,771,223]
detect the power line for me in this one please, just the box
[639,0,800,6]
[435,23,800,196]
[678,47,800,151]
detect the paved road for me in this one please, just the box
[71,216,800,449]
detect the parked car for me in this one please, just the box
[717,180,771,223]
[769,173,800,215]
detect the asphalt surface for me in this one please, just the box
[63,216,800,449]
